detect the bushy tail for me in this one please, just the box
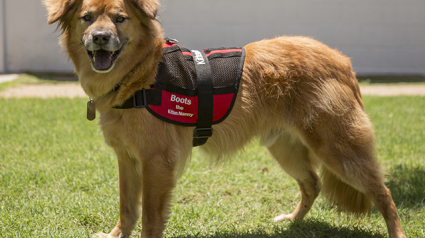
[321,166,372,216]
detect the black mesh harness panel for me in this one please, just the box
[115,40,245,146]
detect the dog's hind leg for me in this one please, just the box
[316,143,406,238]
[320,152,405,237]
[369,185,406,238]
[302,108,406,238]
[264,132,321,222]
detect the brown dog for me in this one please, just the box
[44,0,406,237]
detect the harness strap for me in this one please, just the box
[191,50,214,147]
[114,89,162,109]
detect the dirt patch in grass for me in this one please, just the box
[359,85,425,96]
[0,84,86,98]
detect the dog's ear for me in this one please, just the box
[44,0,78,24]
[132,0,159,19]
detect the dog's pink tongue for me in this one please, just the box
[94,50,112,70]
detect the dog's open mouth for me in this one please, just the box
[87,48,122,72]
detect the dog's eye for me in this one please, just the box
[82,15,92,22]
[116,16,126,23]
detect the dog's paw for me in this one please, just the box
[93,231,128,238]
[92,232,109,238]
[273,214,296,222]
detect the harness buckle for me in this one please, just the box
[133,89,147,108]
[193,128,213,139]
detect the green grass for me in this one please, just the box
[357,75,425,85]
[1,96,424,238]
[0,72,78,91]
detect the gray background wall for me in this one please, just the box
[0,0,5,73]
[0,0,424,75]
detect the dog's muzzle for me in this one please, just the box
[85,31,124,72]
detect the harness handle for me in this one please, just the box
[191,50,214,147]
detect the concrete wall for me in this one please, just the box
[0,0,424,75]
[2,0,73,73]
[0,0,5,73]
[160,0,425,75]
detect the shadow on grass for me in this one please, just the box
[171,220,385,238]
[386,164,425,209]
[357,75,425,84]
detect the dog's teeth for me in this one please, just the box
[90,51,96,62]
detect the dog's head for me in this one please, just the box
[45,0,158,73]
[45,0,162,98]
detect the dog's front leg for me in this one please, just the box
[94,148,177,238]
[95,147,144,238]
[140,152,176,238]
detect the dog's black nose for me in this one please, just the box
[93,31,110,45]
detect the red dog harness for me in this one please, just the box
[115,39,245,146]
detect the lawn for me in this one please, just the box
[0,72,78,91]
[0,91,424,237]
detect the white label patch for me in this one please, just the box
[168,109,193,117]
[191,50,205,65]
[170,94,192,105]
